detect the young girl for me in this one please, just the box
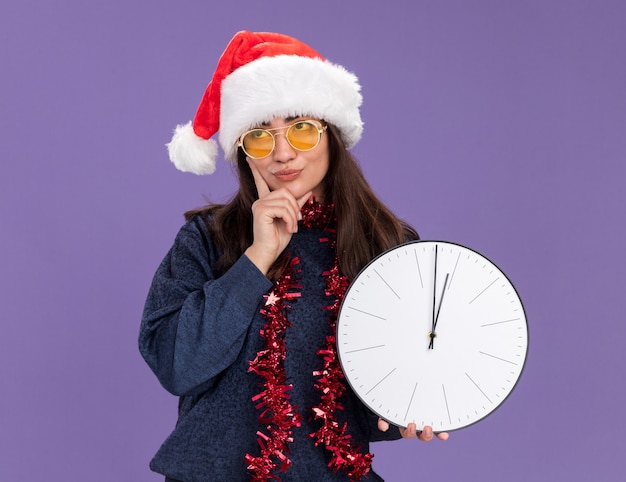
[139,30,446,482]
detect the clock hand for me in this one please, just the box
[429,245,438,349]
[429,273,450,349]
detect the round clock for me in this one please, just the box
[337,240,528,432]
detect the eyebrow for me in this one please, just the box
[260,116,300,127]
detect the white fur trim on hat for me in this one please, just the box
[167,122,218,175]
[219,55,363,161]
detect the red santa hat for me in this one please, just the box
[167,30,363,174]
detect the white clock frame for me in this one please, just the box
[337,240,528,432]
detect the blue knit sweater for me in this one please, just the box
[139,215,402,481]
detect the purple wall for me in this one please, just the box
[1,1,624,480]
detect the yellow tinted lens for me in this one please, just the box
[287,121,319,150]
[242,129,274,158]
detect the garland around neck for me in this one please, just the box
[245,199,373,481]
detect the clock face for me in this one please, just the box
[337,240,528,432]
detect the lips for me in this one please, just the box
[273,169,302,181]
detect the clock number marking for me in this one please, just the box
[404,382,418,421]
[479,351,518,366]
[374,269,401,300]
[480,317,521,327]
[442,384,452,425]
[469,277,500,305]
[447,251,461,290]
[344,344,385,354]
[414,249,424,288]
[365,367,397,395]
[347,306,386,320]
[465,372,493,404]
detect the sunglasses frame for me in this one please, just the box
[237,119,327,159]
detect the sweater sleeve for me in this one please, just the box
[367,410,403,442]
[138,216,273,397]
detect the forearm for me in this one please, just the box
[140,254,271,396]
[139,217,273,396]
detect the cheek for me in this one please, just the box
[248,158,270,176]
[315,141,330,177]
[249,158,281,190]
[316,156,330,179]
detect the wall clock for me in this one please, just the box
[337,240,528,432]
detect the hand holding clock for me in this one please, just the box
[378,419,449,441]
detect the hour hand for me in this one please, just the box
[429,245,438,349]
[429,273,449,349]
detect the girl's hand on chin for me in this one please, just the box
[244,161,311,275]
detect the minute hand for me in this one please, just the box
[429,273,449,349]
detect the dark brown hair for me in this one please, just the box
[185,124,418,281]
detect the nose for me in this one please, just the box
[272,130,296,162]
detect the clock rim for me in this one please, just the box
[337,239,530,432]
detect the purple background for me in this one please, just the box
[1,1,624,481]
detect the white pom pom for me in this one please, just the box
[166,122,218,175]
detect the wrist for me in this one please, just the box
[244,246,273,276]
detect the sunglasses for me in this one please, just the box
[237,119,327,159]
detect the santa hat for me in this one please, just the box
[167,30,363,175]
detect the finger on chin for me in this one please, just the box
[247,160,271,198]
[297,191,313,207]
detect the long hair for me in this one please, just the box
[185,124,418,281]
